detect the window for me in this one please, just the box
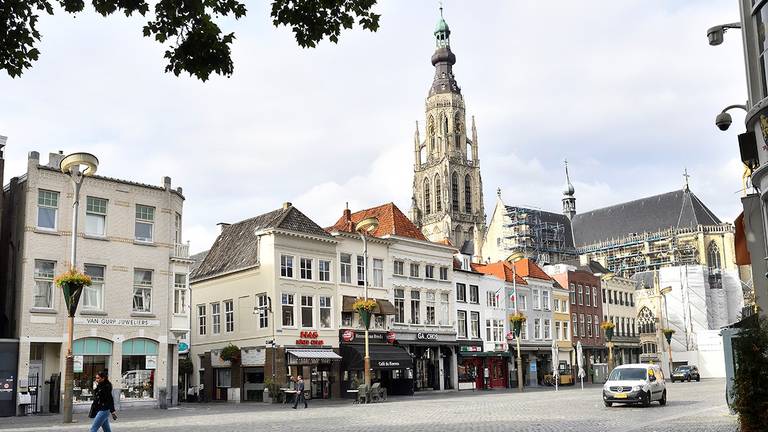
[470,311,480,338]
[357,256,365,286]
[521,321,528,340]
[373,259,383,287]
[464,174,472,213]
[457,310,467,338]
[586,315,592,337]
[394,260,404,276]
[198,305,207,335]
[486,320,492,341]
[569,283,576,304]
[173,273,186,314]
[257,294,269,328]
[281,255,294,278]
[563,322,570,341]
[134,204,154,242]
[174,212,182,244]
[584,286,590,306]
[37,190,58,230]
[410,291,420,324]
[85,196,107,236]
[577,285,583,305]
[424,179,431,214]
[340,253,352,283]
[469,285,479,304]
[542,290,550,310]
[83,264,105,311]
[440,292,450,325]
[572,314,578,338]
[592,287,597,306]
[410,263,420,278]
[487,291,498,308]
[319,296,331,328]
[451,172,459,211]
[33,260,55,308]
[555,321,562,340]
[439,267,448,280]
[282,293,295,327]
[544,319,551,339]
[594,315,600,338]
[580,314,586,337]
[211,302,221,334]
[394,289,405,324]
[562,299,568,313]
[319,260,331,282]
[435,175,442,212]
[132,269,152,312]
[631,318,636,336]
[224,300,234,332]
[300,258,312,280]
[602,288,606,303]
[425,264,434,279]
[630,293,634,307]
[216,368,231,388]
[554,297,560,312]
[426,292,436,324]
[533,289,541,309]
[518,294,527,311]
[620,317,625,337]
[534,318,541,339]
[301,296,313,328]
[456,283,466,302]
[509,290,517,311]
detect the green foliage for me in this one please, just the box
[54,269,92,287]
[732,316,768,431]
[219,344,240,362]
[1,0,379,80]
[178,358,193,376]
[264,378,282,402]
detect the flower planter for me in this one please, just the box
[359,309,371,330]
[605,328,614,342]
[664,332,673,344]
[512,321,522,337]
[55,270,92,318]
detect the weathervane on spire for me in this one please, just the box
[439,0,444,17]
[683,168,691,191]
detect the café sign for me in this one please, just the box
[296,331,324,346]
[416,332,438,341]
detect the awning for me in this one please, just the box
[376,300,396,315]
[286,349,341,365]
[342,296,356,312]
[341,344,413,370]
[459,351,510,358]
[341,296,396,315]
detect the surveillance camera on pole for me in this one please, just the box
[706,23,741,46]
[715,104,748,131]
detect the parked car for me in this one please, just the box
[671,365,700,383]
[602,363,667,407]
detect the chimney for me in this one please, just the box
[28,151,40,161]
[163,176,172,190]
[342,202,353,231]
[0,135,6,158]
[282,202,292,210]
[47,152,64,169]
[216,222,231,234]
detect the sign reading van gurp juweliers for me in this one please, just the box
[74,317,160,327]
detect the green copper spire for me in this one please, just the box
[434,6,450,48]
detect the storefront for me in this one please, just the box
[395,331,457,391]
[285,347,342,400]
[240,347,266,402]
[72,338,112,403]
[339,330,413,396]
[120,338,158,400]
[458,344,509,390]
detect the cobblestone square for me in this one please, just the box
[0,379,737,432]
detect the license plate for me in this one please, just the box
[614,393,627,399]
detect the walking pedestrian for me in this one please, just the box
[292,375,307,409]
[89,370,117,432]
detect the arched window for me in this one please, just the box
[464,174,472,213]
[637,307,656,334]
[454,113,462,148]
[442,114,449,135]
[707,241,721,269]
[434,174,442,212]
[424,179,431,215]
[428,116,435,152]
[451,172,459,211]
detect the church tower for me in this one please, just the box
[409,10,486,250]
[562,160,576,220]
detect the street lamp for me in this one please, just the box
[598,272,615,372]
[507,252,525,392]
[660,286,673,376]
[355,216,379,388]
[59,152,99,424]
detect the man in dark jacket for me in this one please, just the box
[89,370,117,432]
[292,375,307,409]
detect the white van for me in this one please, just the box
[602,363,667,407]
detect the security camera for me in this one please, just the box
[707,26,724,46]
[715,111,732,131]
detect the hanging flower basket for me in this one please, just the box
[352,298,377,329]
[510,312,527,337]
[601,321,616,342]
[662,328,675,344]
[220,344,241,362]
[55,269,92,318]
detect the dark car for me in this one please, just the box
[671,365,700,382]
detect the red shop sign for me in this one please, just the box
[386,331,396,343]
[342,329,356,342]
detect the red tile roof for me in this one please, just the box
[472,261,527,285]
[327,202,428,241]
[513,258,553,281]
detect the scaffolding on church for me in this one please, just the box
[500,206,576,264]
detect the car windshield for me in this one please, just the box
[675,366,691,372]
[608,368,647,381]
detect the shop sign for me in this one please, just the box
[341,329,356,342]
[145,355,157,370]
[74,317,160,327]
[210,349,232,368]
[178,342,189,353]
[296,331,324,346]
[73,356,83,373]
[386,331,396,343]
[460,345,482,352]
[416,332,438,341]
[377,360,401,368]
[241,348,265,366]
[506,332,515,341]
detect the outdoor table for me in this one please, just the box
[346,389,359,403]
[281,389,297,405]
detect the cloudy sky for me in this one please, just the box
[0,1,749,253]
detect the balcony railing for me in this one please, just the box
[173,242,190,259]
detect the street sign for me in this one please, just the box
[178,342,189,352]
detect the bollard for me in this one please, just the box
[159,388,168,409]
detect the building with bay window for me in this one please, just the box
[0,151,191,415]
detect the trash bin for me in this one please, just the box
[158,388,167,409]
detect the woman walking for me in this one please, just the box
[89,370,117,432]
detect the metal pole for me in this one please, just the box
[662,293,673,376]
[63,169,82,424]
[513,266,523,393]
[271,298,276,381]
[361,234,371,388]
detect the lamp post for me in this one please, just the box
[660,286,673,376]
[355,216,379,388]
[598,272,615,372]
[507,252,525,392]
[59,152,99,424]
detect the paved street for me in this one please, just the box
[0,379,737,432]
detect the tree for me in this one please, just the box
[0,0,380,81]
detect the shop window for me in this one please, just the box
[73,338,113,403]
[121,338,158,400]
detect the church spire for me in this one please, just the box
[563,159,576,220]
[429,9,460,96]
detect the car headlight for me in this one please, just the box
[632,385,641,392]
